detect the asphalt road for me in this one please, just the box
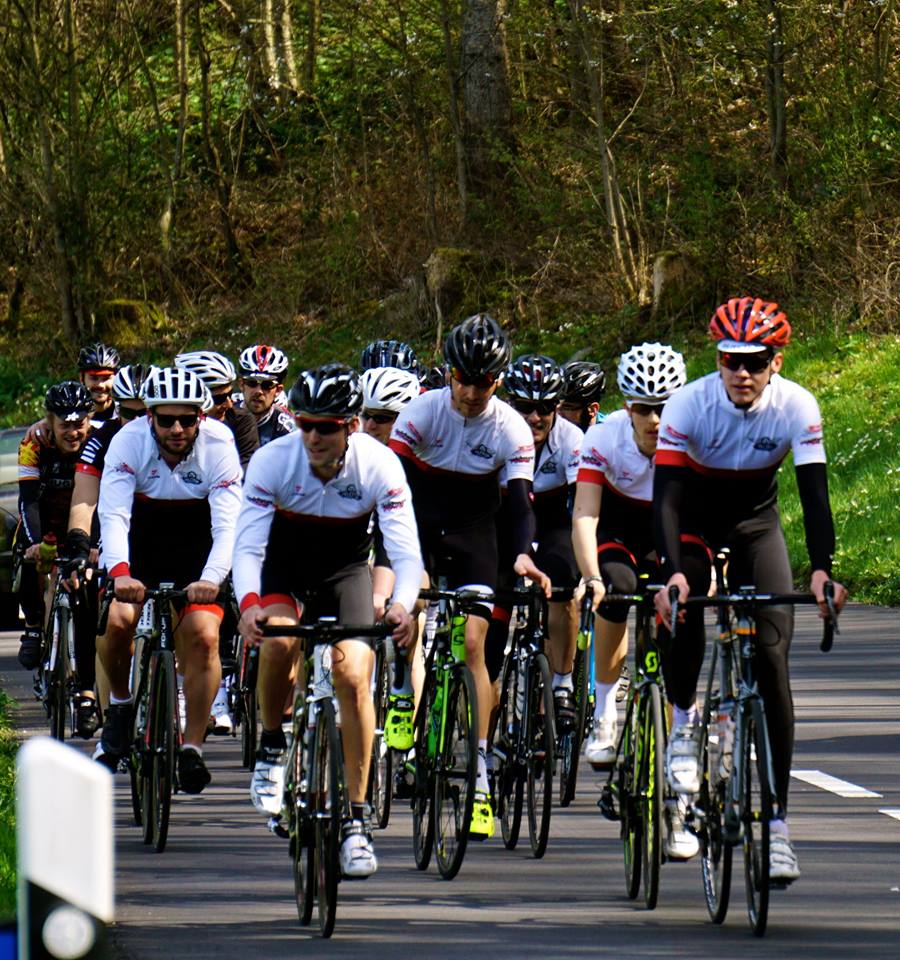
[3,603,899,958]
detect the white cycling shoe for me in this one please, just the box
[209,685,233,736]
[339,820,377,879]
[769,827,801,883]
[666,722,702,795]
[665,797,699,860]
[585,717,617,767]
[250,749,285,816]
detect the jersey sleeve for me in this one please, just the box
[388,391,432,462]
[789,387,826,467]
[502,413,535,483]
[576,422,612,485]
[231,448,279,610]
[17,439,42,544]
[372,450,424,613]
[201,442,243,586]
[565,433,582,486]
[654,388,694,468]
[98,429,139,577]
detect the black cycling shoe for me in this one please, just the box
[553,687,577,731]
[94,702,132,771]
[18,628,43,670]
[75,695,102,739]
[178,747,211,795]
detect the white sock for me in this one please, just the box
[594,682,617,723]
[673,704,699,729]
[181,743,202,756]
[109,693,132,706]
[552,672,573,691]
[769,818,789,837]
[476,744,489,794]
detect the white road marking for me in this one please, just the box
[879,809,900,823]
[790,769,882,798]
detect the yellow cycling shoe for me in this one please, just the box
[469,791,495,840]
[384,695,414,751]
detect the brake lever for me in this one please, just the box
[820,581,839,652]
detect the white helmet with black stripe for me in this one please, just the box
[141,366,213,411]
[238,344,290,379]
[174,350,237,389]
[360,366,420,413]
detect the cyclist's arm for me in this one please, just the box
[795,462,835,576]
[231,456,277,611]
[17,438,43,546]
[571,481,602,581]
[505,478,536,558]
[374,461,424,614]
[67,470,99,544]
[202,451,243,586]
[98,434,139,578]
[653,463,690,581]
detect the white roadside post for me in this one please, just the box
[16,737,113,959]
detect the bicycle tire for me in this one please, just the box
[699,649,732,924]
[239,641,259,770]
[559,644,589,807]
[412,660,437,871]
[498,655,524,850]
[621,696,642,900]
[48,604,70,741]
[434,665,478,880]
[290,715,315,926]
[743,699,772,937]
[641,682,665,910]
[151,650,177,853]
[369,644,392,830]
[526,653,555,859]
[314,698,343,938]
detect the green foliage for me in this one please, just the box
[0,690,16,919]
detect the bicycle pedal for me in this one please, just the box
[267,816,289,839]
[597,785,620,822]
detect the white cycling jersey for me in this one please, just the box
[232,431,424,613]
[578,408,653,504]
[99,416,242,585]
[499,411,581,491]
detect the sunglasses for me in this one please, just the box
[719,351,772,374]
[210,392,232,406]
[119,406,146,422]
[296,417,349,435]
[243,377,279,391]
[153,412,200,429]
[451,367,498,390]
[362,410,397,425]
[630,402,665,417]
[512,400,557,417]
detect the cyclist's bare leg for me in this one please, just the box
[176,609,224,747]
[595,615,628,685]
[256,604,300,732]
[464,614,491,738]
[98,599,141,700]
[547,598,577,676]
[331,639,376,803]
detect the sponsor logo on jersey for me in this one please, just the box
[113,461,135,475]
[800,437,823,445]
[214,476,240,489]
[382,498,405,512]
[393,426,417,447]
[148,468,159,480]
[539,457,558,475]
[808,422,823,434]
[18,441,40,468]
[181,470,203,485]
[386,486,404,498]
[400,420,423,442]
[657,436,677,446]
[248,495,272,508]
[752,437,778,452]
[338,483,362,500]
[470,442,494,460]
[581,448,608,468]
[665,424,689,441]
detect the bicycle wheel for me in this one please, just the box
[239,643,259,770]
[641,683,665,910]
[434,665,478,880]
[559,644,589,807]
[129,678,149,828]
[289,717,315,926]
[412,666,436,871]
[48,605,70,741]
[743,699,773,937]
[497,656,524,850]
[150,650,177,853]
[621,697,641,900]
[526,653,554,859]
[369,643,392,830]
[699,682,732,923]
[314,698,343,938]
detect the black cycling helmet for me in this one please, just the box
[504,354,564,403]
[561,361,606,404]
[289,363,363,418]
[422,364,448,390]
[443,313,510,380]
[360,339,419,374]
[45,381,94,421]
[77,342,120,372]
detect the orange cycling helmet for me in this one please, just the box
[709,297,791,349]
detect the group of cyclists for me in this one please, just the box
[14,296,847,893]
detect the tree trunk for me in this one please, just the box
[303,0,319,93]
[280,0,300,92]
[765,0,788,181]
[439,0,467,221]
[460,0,513,195]
[262,0,279,87]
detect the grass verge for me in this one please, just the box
[0,690,16,918]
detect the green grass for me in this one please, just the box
[0,690,16,919]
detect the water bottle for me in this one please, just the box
[36,534,58,574]
[427,682,444,757]
[716,698,735,780]
[450,614,466,662]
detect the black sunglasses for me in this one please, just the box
[210,392,232,406]
[153,412,200,429]
[451,367,498,390]
[512,400,557,417]
[243,377,279,391]
[362,410,397,425]
[119,406,145,422]
[720,351,772,374]
[296,417,349,435]
[630,402,665,417]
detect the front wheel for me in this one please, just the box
[699,692,732,923]
[48,606,71,741]
[150,650,177,853]
[434,665,478,880]
[743,700,773,937]
[526,654,554,859]
[238,641,258,770]
[289,719,315,926]
[621,697,641,900]
[640,683,665,910]
[558,644,589,807]
[369,644,392,830]
[496,655,523,850]
[314,698,344,938]
[412,671,436,871]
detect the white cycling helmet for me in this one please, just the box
[141,366,213,411]
[238,344,290,379]
[174,350,236,388]
[360,367,421,413]
[617,342,686,403]
[113,363,159,401]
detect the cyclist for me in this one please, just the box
[237,344,295,446]
[488,355,582,728]
[557,361,606,430]
[94,367,242,794]
[571,343,694,858]
[15,383,94,689]
[78,342,121,427]
[360,339,420,379]
[234,363,422,879]
[389,313,550,838]
[175,351,259,471]
[654,297,848,882]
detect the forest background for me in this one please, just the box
[0,0,896,602]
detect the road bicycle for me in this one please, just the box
[261,618,393,939]
[491,581,556,858]
[558,590,595,807]
[368,631,401,829]
[597,579,672,910]
[678,555,839,937]
[409,582,484,880]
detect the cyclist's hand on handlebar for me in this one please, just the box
[574,575,605,611]
[514,553,552,598]
[372,592,388,621]
[23,543,42,563]
[186,579,219,605]
[238,605,267,647]
[810,569,848,619]
[114,575,146,605]
[385,602,416,650]
[655,573,689,624]
[61,558,87,593]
